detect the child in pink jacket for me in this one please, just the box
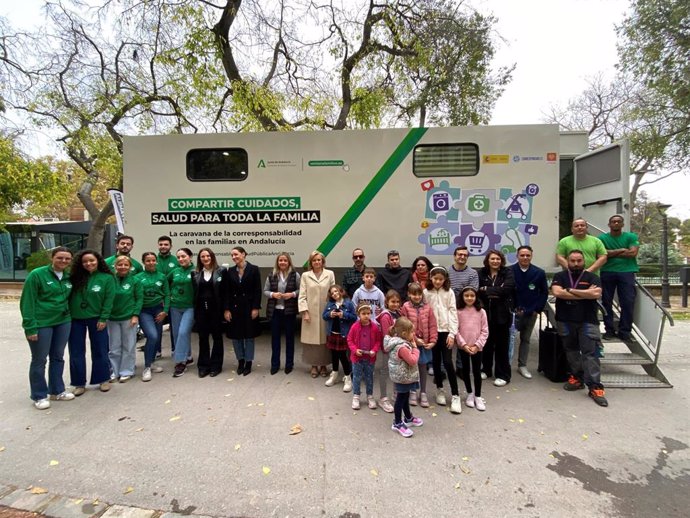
[400,282,437,408]
[456,287,489,411]
[348,303,382,411]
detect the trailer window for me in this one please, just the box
[413,144,479,177]
[186,148,248,181]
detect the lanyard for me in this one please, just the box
[567,270,585,289]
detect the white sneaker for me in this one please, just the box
[435,391,447,406]
[109,374,118,383]
[152,365,164,373]
[34,398,50,410]
[379,397,393,413]
[409,391,418,406]
[518,366,533,379]
[352,395,360,410]
[494,378,507,387]
[465,392,475,408]
[142,368,152,382]
[50,391,75,401]
[480,372,488,380]
[367,395,377,409]
[342,375,352,392]
[325,370,339,387]
[475,396,486,411]
[119,375,131,383]
[450,395,462,414]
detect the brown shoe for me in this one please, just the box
[99,383,111,392]
[319,366,328,377]
[310,366,318,378]
[72,386,85,397]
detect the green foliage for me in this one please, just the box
[637,243,683,265]
[618,0,690,161]
[26,250,51,272]
[0,135,66,219]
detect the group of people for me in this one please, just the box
[21,214,639,435]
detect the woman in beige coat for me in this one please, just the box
[298,251,335,378]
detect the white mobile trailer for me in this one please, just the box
[123,124,629,270]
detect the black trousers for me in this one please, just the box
[459,349,483,397]
[432,332,459,395]
[482,321,511,382]
[196,307,224,373]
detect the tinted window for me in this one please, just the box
[186,148,248,181]
[413,144,479,177]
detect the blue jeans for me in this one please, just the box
[69,318,110,386]
[352,360,374,396]
[233,338,255,362]
[140,305,163,368]
[601,271,636,337]
[557,321,602,388]
[107,320,138,377]
[170,307,194,364]
[28,322,71,401]
[270,310,295,370]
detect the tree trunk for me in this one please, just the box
[86,199,114,253]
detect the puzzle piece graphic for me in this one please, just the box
[455,189,503,230]
[417,216,461,255]
[454,223,501,257]
[425,180,461,221]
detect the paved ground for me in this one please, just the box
[0,300,689,518]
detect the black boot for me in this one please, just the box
[242,361,252,376]
[238,359,245,374]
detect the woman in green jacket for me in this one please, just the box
[107,256,143,383]
[136,252,169,382]
[68,249,116,395]
[20,247,75,410]
[169,248,196,378]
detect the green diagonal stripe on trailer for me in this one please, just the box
[315,127,428,256]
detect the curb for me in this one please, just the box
[0,485,221,518]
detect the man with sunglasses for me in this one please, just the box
[342,249,371,299]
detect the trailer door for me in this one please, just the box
[573,140,630,233]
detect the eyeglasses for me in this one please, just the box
[353,255,364,259]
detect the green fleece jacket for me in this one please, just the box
[168,265,195,309]
[110,273,144,321]
[20,265,72,336]
[136,270,170,312]
[69,271,116,322]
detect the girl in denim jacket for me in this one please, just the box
[322,285,356,392]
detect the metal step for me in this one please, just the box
[600,352,653,365]
[601,373,672,388]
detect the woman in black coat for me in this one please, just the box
[223,246,262,376]
[477,249,515,387]
[193,248,225,377]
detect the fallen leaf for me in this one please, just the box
[454,482,461,489]
[581,434,589,441]
[662,449,668,454]
[247,403,254,407]
[93,500,99,505]
[371,412,379,416]
[460,465,471,474]
[517,418,525,424]
[224,394,232,397]
[262,466,271,475]
[73,499,83,505]
[307,396,315,401]
[135,428,144,432]
[289,424,303,435]
[226,377,234,381]
[123,487,134,494]
[370,469,379,477]
[571,414,577,418]
[49,460,59,466]
[462,456,469,461]
[169,416,181,422]
[496,396,500,399]
[509,418,515,423]
[30,487,48,494]
[548,454,555,458]
[164,400,171,404]
[0,446,5,452]
[258,403,265,407]
[431,412,438,417]
[234,443,241,451]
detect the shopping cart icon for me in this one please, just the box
[468,234,486,254]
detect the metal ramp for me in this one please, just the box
[544,282,674,388]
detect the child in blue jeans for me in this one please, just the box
[347,303,382,410]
